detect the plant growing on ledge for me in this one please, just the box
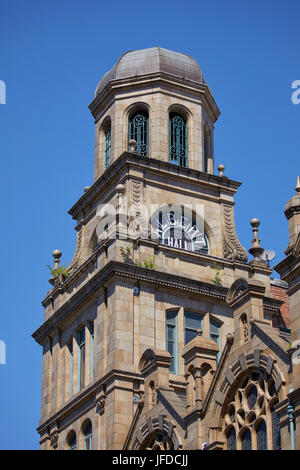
[211,262,223,286]
[141,255,156,270]
[120,246,132,263]
[47,263,70,279]
[120,246,156,270]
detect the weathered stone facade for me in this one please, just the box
[33,47,299,450]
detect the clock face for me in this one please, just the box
[151,209,209,254]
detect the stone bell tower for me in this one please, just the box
[33,47,291,451]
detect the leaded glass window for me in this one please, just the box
[272,408,281,450]
[169,113,188,167]
[247,386,258,410]
[104,128,111,170]
[128,111,148,156]
[184,311,203,345]
[257,420,267,450]
[227,427,236,450]
[241,428,252,450]
[166,311,178,374]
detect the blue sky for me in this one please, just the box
[0,0,299,449]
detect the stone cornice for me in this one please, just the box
[68,152,242,221]
[88,71,220,123]
[33,260,228,345]
[274,253,300,281]
[263,296,284,313]
[41,236,248,311]
[37,368,142,434]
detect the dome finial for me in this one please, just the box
[52,249,62,270]
[217,164,225,177]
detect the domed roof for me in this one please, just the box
[284,177,300,219]
[95,46,204,97]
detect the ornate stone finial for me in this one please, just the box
[128,139,137,152]
[217,164,225,177]
[197,329,203,336]
[52,249,62,270]
[84,186,90,193]
[296,176,300,193]
[248,218,264,260]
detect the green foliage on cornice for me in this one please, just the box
[47,263,70,279]
[120,245,156,270]
[211,262,223,286]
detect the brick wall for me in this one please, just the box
[270,284,290,328]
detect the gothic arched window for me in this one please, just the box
[169,113,188,167]
[128,110,149,156]
[223,369,282,450]
[83,420,92,450]
[67,431,77,450]
[104,127,111,170]
[256,420,267,450]
[271,405,282,450]
[226,426,236,450]
[241,428,252,450]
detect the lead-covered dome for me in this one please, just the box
[284,177,300,220]
[95,46,204,97]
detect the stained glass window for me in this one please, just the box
[169,113,188,167]
[128,111,148,156]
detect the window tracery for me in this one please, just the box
[223,369,281,450]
